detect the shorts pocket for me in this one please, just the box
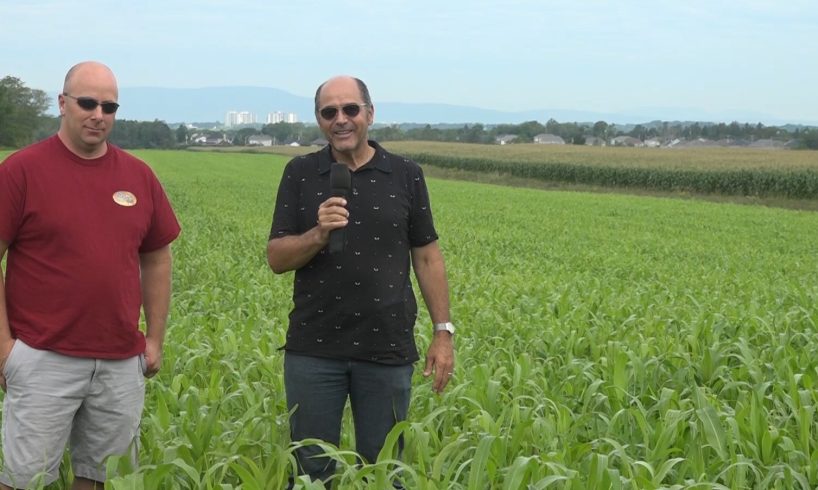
[138,353,148,376]
[2,339,22,380]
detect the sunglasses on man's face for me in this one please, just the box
[319,103,368,121]
[63,93,120,114]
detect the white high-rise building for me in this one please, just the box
[225,111,238,127]
[266,111,299,124]
[225,111,256,127]
[236,111,255,125]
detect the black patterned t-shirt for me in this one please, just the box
[269,141,439,364]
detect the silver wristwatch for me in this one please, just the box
[433,322,455,335]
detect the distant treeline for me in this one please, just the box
[186,119,818,150]
[371,120,818,149]
[3,75,817,150]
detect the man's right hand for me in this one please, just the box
[316,197,349,239]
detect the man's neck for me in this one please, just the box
[332,143,375,171]
[57,130,108,160]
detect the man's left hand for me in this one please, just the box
[423,332,455,393]
[143,337,163,378]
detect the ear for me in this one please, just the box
[58,94,66,116]
[367,104,375,126]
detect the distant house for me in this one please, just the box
[191,133,228,145]
[749,138,785,149]
[533,133,565,145]
[247,135,273,147]
[495,134,518,145]
[584,136,605,146]
[612,136,643,147]
[311,138,328,146]
[679,138,716,148]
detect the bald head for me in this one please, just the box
[314,76,372,114]
[63,61,118,99]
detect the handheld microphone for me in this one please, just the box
[329,162,351,254]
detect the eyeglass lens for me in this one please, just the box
[66,94,120,114]
[320,104,364,120]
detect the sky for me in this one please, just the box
[1,0,817,125]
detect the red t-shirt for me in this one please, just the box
[0,135,181,358]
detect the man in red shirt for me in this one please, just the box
[0,61,180,489]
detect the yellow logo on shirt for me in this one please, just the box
[112,191,137,207]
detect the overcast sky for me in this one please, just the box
[2,0,816,124]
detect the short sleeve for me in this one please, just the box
[0,156,26,244]
[269,159,303,240]
[138,171,181,253]
[407,164,439,247]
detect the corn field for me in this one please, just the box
[393,146,818,199]
[2,149,818,489]
[238,141,818,199]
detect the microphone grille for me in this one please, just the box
[330,162,351,189]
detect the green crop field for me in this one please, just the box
[219,142,818,201]
[2,149,818,489]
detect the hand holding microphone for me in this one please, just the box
[327,162,351,254]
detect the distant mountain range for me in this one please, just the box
[47,86,817,128]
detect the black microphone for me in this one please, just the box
[329,162,351,254]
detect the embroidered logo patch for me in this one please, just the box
[112,191,137,207]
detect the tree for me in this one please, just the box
[109,119,174,149]
[176,124,189,144]
[262,122,309,144]
[684,122,703,139]
[461,123,489,143]
[628,124,648,141]
[592,121,609,138]
[0,76,52,148]
[370,124,405,142]
[232,127,259,145]
[406,124,443,142]
[517,120,547,141]
[558,122,586,144]
[541,118,557,135]
[800,129,818,150]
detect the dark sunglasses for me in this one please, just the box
[63,93,120,114]
[319,103,368,121]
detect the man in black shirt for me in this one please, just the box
[267,75,455,484]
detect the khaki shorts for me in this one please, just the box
[0,339,146,487]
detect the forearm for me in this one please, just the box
[267,227,328,274]
[412,242,451,324]
[140,246,173,344]
[414,241,455,392]
[0,275,11,343]
[1,242,16,387]
[0,242,11,343]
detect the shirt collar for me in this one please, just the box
[317,140,393,174]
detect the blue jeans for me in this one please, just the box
[283,352,414,483]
